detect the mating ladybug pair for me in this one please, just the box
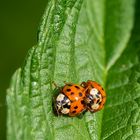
[54,80,106,117]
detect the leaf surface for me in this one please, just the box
[7,0,140,140]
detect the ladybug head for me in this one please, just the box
[56,93,71,115]
[85,88,102,112]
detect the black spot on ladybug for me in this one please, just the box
[97,99,100,104]
[72,110,76,114]
[71,92,74,95]
[81,100,85,105]
[87,94,93,100]
[71,100,74,103]
[99,102,101,105]
[63,104,70,109]
[79,92,83,97]
[96,94,100,98]
[74,106,78,109]
[62,99,66,104]
[67,89,71,92]
[56,101,60,103]
[91,85,94,88]
[102,88,104,91]
[62,96,68,104]
[75,86,80,89]
[90,100,94,105]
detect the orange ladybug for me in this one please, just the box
[81,80,106,113]
[55,83,86,116]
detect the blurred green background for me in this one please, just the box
[0,0,46,139]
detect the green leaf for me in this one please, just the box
[7,0,140,140]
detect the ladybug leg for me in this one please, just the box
[52,81,58,88]
[63,81,73,86]
[52,81,63,91]
[77,114,84,119]
[77,110,86,119]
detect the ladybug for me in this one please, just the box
[81,80,106,113]
[55,83,86,117]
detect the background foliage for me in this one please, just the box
[0,1,46,139]
[1,0,140,140]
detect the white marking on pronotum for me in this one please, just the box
[61,108,70,114]
[56,93,65,102]
[91,103,99,110]
[90,88,98,96]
